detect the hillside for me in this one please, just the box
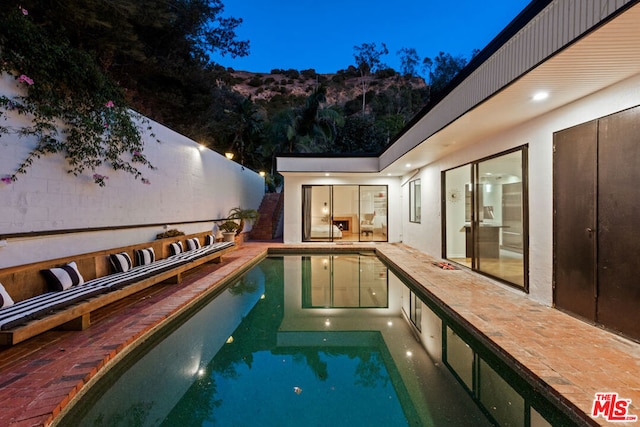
[227,68,428,112]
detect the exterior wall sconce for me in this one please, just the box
[259,171,266,177]
[225,152,234,160]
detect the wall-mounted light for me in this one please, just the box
[225,152,235,160]
[322,202,329,214]
[259,171,266,177]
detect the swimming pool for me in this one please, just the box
[59,253,576,426]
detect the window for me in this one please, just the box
[442,147,528,290]
[409,179,421,223]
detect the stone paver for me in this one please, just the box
[0,242,638,426]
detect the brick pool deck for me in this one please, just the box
[0,242,638,426]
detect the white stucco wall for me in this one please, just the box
[281,175,402,244]
[401,72,640,306]
[0,73,265,268]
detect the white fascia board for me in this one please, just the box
[277,156,380,173]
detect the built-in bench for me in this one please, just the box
[0,232,235,346]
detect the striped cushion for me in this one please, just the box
[0,283,14,309]
[0,283,105,330]
[41,262,85,291]
[109,252,133,273]
[0,257,191,331]
[90,257,188,291]
[168,241,235,262]
[186,238,201,251]
[0,239,236,331]
[135,247,156,266]
[169,242,183,256]
[204,234,215,245]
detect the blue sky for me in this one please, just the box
[211,0,532,74]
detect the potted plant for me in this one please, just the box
[227,207,259,236]
[218,220,239,242]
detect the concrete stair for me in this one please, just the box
[249,192,284,241]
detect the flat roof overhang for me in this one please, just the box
[277,1,640,178]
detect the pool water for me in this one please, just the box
[60,255,494,426]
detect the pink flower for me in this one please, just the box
[1,175,13,184]
[92,173,109,185]
[18,6,28,15]
[105,100,114,108]
[17,74,34,85]
[133,151,141,156]
[141,178,151,185]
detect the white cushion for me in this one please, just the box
[0,283,15,309]
[109,252,133,273]
[41,262,85,291]
[169,242,183,256]
[186,238,201,251]
[134,247,156,266]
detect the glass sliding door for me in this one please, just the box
[477,150,526,287]
[332,185,358,240]
[444,164,473,268]
[443,147,527,290]
[359,185,388,242]
[302,185,388,242]
[302,185,334,241]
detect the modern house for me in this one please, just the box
[277,0,640,342]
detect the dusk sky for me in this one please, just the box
[211,0,533,74]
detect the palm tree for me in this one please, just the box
[271,85,344,153]
[227,207,259,235]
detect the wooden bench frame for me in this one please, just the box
[0,232,235,346]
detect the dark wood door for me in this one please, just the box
[597,106,640,339]
[553,120,597,322]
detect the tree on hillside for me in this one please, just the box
[353,42,389,116]
[224,97,265,166]
[269,86,343,153]
[397,47,420,77]
[425,51,468,96]
[334,115,386,154]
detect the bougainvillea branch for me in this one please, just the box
[0,5,156,186]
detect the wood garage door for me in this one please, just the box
[554,105,640,341]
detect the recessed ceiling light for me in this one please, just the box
[325,173,330,176]
[532,91,549,101]
[405,163,411,168]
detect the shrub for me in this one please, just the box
[156,229,185,239]
[247,77,263,87]
[301,69,317,79]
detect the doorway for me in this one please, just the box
[302,185,388,242]
[553,105,640,341]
